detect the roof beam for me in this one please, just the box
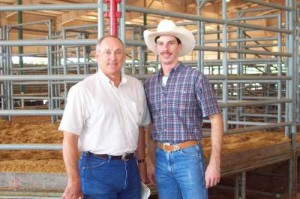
[56,9,94,29]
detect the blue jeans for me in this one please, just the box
[79,152,141,199]
[155,144,208,199]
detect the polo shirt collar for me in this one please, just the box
[97,68,127,86]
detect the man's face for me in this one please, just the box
[155,35,182,66]
[95,37,125,77]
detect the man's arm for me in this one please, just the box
[137,127,147,183]
[61,131,84,199]
[146,124,156,185]
[205,113,223,188]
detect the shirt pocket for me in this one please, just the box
[175,89,195,113]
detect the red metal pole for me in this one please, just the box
[105,0,121,36]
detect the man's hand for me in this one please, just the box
[62,132,82,199]
[206,113,223,189]
[205,163,221,188]
[138,160,147,183]
[61,184,84,199]
[147,157,156,185]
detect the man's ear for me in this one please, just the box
[178,43,183,52]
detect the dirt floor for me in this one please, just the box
[0,116,299,198]
[0,116,64,173]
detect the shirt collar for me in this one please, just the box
[158,62,183,78]
[97,68,127,87]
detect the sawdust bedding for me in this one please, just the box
[0,116,294,173]
[0,116,64,173]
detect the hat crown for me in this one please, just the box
[157,20,177,32]
[143,19,195,56]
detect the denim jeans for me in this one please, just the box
[79,152,141,199]
[155,144,208,199]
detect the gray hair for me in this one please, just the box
[96,35,125,53]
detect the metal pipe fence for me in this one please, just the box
[0,0,299,198]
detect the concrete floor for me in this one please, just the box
[1,158,299,199]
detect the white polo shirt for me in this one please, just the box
[59,70,150,155]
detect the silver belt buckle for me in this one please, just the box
[162,142,170,151]
[173,144,180,151]
[121,154,128,161]
[162,142,180,151]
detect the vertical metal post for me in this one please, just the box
[277,14,283,124]
[62,29,68,104]
[296,4,300,125]
[234,174,240,199]
[234,172,246,199]
[119,0,125,40]
[17,0,24,96]
[6,27,12,121]
[109,0,117,36]
[76,36,80,74]
[82,33,88,75]
[131,27,136,74]
[138,26,145,75]
[46,20,57,122]
[119,0,125,73]
[236,10,245,129]
[17,0,24,110]
[286,0,297,147]
[0,26,3,112]
[97,0,105,39]
[143,9,148,74]
[105,0,120,36]
[285,0,298,196]
[196,0,205,72]
[222,0,228,133]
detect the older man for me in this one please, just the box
[59,35,150,199]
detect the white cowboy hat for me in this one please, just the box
[143,19,195,57]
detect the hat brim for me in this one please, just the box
[144,29,195,57]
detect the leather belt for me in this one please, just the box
[157,140,198,152]
[87,152,135,161]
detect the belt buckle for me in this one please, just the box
[121,154,129,161]
[162,142,180,152]
[162,142,170,151]
[173,144,180,151]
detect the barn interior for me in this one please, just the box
[0,0,300,198]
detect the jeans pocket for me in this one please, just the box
[81,155,107,170]
[179,145,201,157]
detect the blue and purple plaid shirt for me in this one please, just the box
[144,62,220,143]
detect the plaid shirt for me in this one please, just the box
[144,62,220,143]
